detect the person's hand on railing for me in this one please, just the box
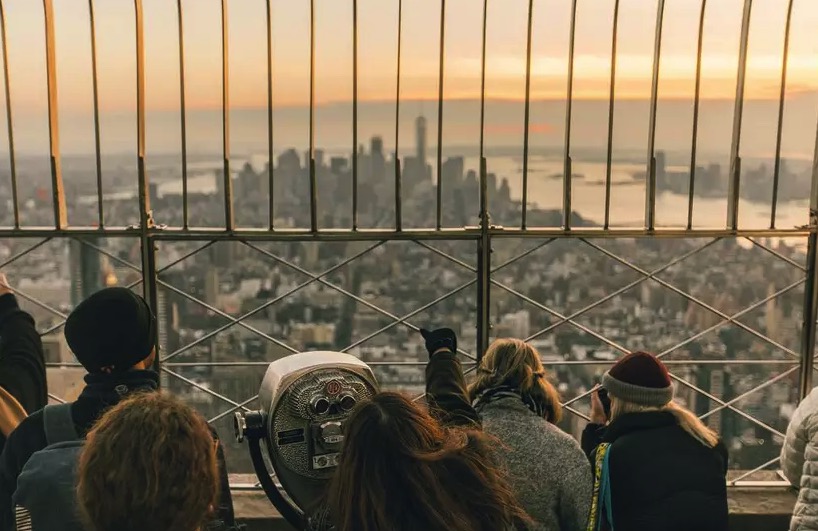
[420,328,457,358]
[0,274,13,298]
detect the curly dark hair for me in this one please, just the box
[77,392,219,531]
[326,392,531,531]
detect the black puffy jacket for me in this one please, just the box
[582,411,728,531]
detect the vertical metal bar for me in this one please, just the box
[476,0,490,359]
[687,0,707,231]
[135,0,150,231]
[221,0,233,231]
[603,0,620,231]
[177,0,188,229]
[801,232,818,399]
[266,0,274,230]
[394,0,402,231]
[798,114,818,399]
[352,0,358,231]
[770,0,795,230]
[309,0,317,233]
[43,0,66,229]
[0,0,18,229]
[88,0,103,228]
[645,0,666,232]
[435,0,445,231]
[727,0,754,231]
[134,0,159,372]
[521,0,533,230]
[563,0,578,230]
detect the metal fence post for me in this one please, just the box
[475,0,490,362]
[135,0,160,374]
[799,117,818,399]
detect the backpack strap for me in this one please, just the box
[43,403,78,446]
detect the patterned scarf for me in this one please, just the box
[587,442,614,531]
[472,384,549,419]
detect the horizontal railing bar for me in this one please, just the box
[47,358,789,370]
[0,227,813,240]
[540,359,798,366]
[158,360,478,368]
[44,359,791,373]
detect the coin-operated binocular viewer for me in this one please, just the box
[234,352,378,530]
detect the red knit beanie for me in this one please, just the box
[602,352,673,406]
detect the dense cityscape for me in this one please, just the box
[0,115,809,476]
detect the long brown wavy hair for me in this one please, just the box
[470,338,563,423]
[77,392,219,531]
[326,392,531,531]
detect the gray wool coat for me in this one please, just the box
[476,397,593,531]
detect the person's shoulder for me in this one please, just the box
[3,409,47,468]
[9,409,46,442]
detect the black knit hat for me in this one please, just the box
[602,352,673,407]
[64,287,157,374]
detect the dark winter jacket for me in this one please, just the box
[425,350,481,429]
[0,370,236,531]
[582,411,728,531]
[0,295,47,451]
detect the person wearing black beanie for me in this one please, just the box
[581,352,728,531]
[0,287,237,531]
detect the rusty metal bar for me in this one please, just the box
[221,0,233,230]
[563,0,578,230]
[436,0,445,230]
[88,0,103,228]
[266,0,274,230]
[394,0,403,231]
[645,0,666,231]
[521,0,534,230]
[770,0,795,229]
[0,0,17,229]
[687,0,707,230]
[727,0,754,230]
[177,0,189,229]
[309,0,317,232]
[603,0,620,230]
[43,0,66,229]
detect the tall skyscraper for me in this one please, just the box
[415,115,427,164]
[70,238,104,307]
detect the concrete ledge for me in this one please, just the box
[233,486,797,531]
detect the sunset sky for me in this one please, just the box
[1,0,816,114]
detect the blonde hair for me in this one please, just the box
[610,397,719,448]
[469,338,562,423]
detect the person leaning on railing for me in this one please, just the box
[467,336,592,531]
[0,274,47,451]
[581,352,728,531]
[0,287,237,531]
[316,328,532,531]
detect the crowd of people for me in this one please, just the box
[0,273,812,531]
